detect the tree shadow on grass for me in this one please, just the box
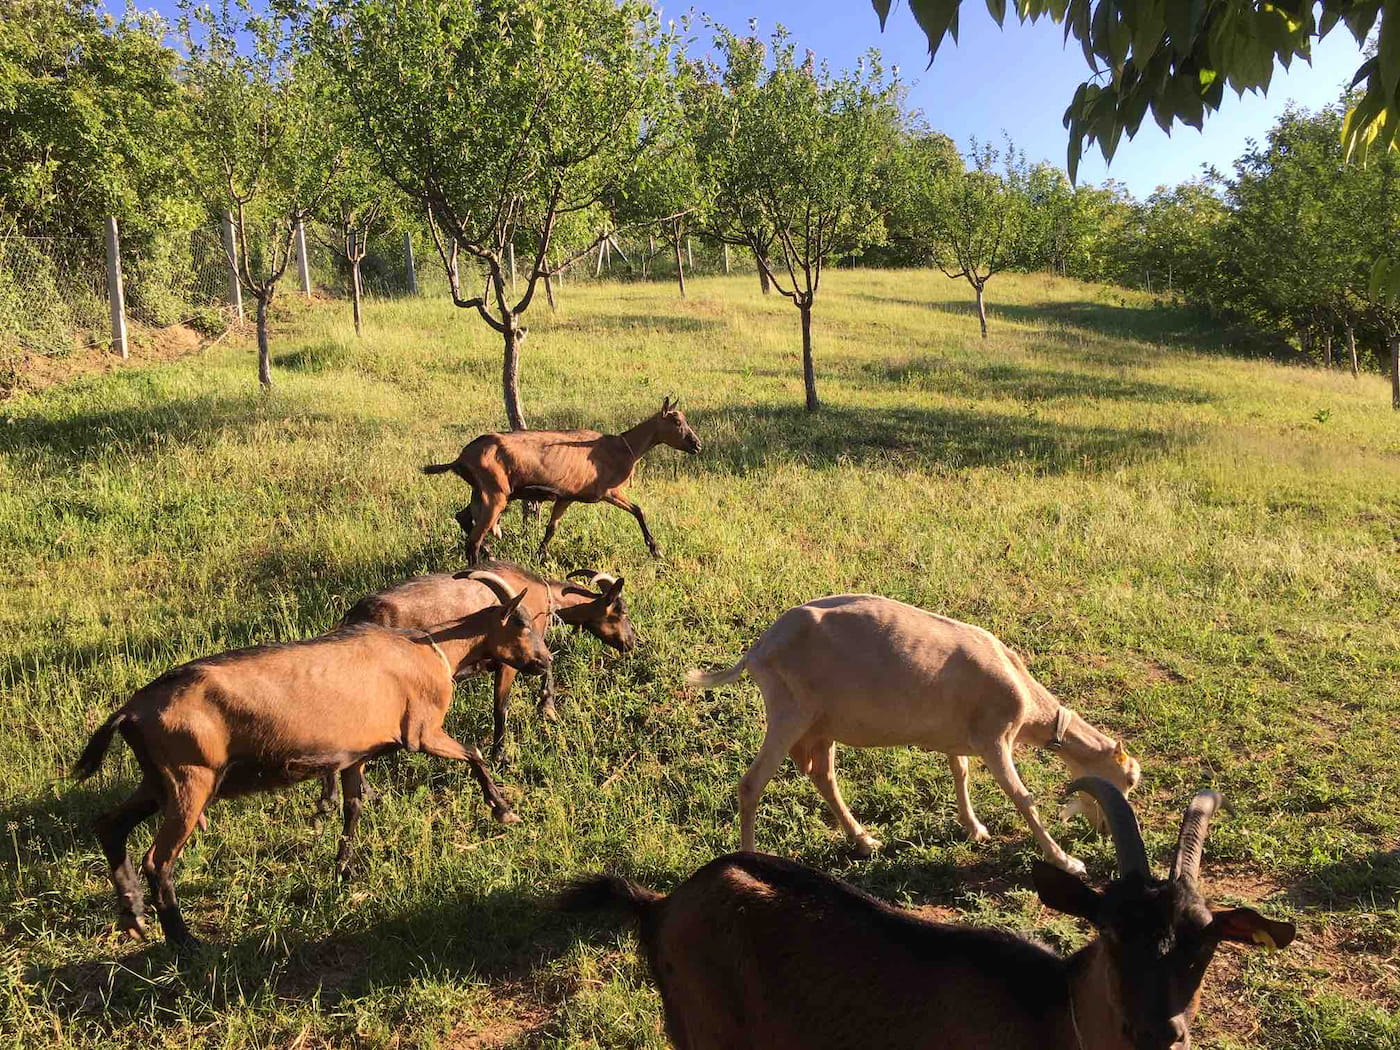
[863,357,1214,405]
[0,387,387,471]
[1289,849,1400,911]
[685,399,1180,478]
[26,881,574,1034]
[547,312,726,337]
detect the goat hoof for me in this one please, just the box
[1058,854,1087,877]
[967,823,991,844]
[851,834,883,858]
[538,702,559,723]
[494,807,522,825]
[118,914,147,941]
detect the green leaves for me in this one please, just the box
[682,22,903,290]
[870,0,1398,184]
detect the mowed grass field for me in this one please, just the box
[1,268,1398,1048]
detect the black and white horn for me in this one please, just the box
[1170,789,1223,885]
[1065,776,1150,879]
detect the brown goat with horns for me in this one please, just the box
[562,777,1296,1050]
[315,562,636,814]
[73,571,550,948]
[422,396,702,560]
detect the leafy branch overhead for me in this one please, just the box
[871,0,1398,178]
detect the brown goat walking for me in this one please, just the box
[73,582,550,949]
[422,397,702,561]
[562,778,1296,1050]
[317,562,636,812]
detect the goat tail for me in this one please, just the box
[685,655,747,690]
[73,711,128,780]
[557,874,661,920]
[420,460,460,476]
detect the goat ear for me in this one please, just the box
[604,576,625,603]
[661,396,672,412]
[1209,908,1296,950]
[1032,860,1102,923]
[499,589,527,622]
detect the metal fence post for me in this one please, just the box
[104,216,128,359]
[295,220,312,298]
[403,231,418,294]
[221,212,244,321]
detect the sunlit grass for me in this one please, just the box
[1,269,1396,1048]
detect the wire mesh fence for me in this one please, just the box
[0,234,110,361]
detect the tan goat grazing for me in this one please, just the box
[686,594,1140,873]
[72,574,550,949]
[421,396,702,560]
[317,562,636,812]
[561,778,1296,1050]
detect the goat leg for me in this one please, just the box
[491,666,516,762]
[454,505,474,539]
[948,755,991,843]
[604,493,661,559]
[982,743,1085,875]
[536,664,559,723]
[334,764,368,881]
[95,782,161,940]
[536,499,572,560]
[316,771,339,817]
[142,768,216,949]
[420,729,521,824]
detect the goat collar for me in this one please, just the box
[427,638,454,679]
[617,431,637,459]
[1045,707,1072,752]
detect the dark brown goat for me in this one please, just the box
[73,587,549,949]
[422,396,702,560]
[561,778,1295,1050]
[318,562,635,812]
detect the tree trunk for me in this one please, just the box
[1347,323,1358,378]
[351,256,364,336]
[502,319,526,430]
[1391,333,1399,411]
[674,236,686,298]
[755,250,771,294]
[1323,331,1333,368]
[544,256,556,312]
[256,293,272,389]
[974,282,988,339]
[800,298,818,411]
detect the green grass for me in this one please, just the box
[2,269,1398,1048]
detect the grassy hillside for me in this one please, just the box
[1,270,1397,1048]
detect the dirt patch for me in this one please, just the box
[3,320,235,397]
[442,988,552,1050]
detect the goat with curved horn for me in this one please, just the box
[1065,775,1150,879]
[565,778,1297,1050]
[464,570,519,604]
[1170,787,1223,884]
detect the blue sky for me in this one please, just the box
[125,0,1367,198]
[682,2,1367,195]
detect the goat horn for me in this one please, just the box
[1065,776,1150,880]
[1169,789,1223,886]
[565,568,617,590]
[465,570,517,604]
